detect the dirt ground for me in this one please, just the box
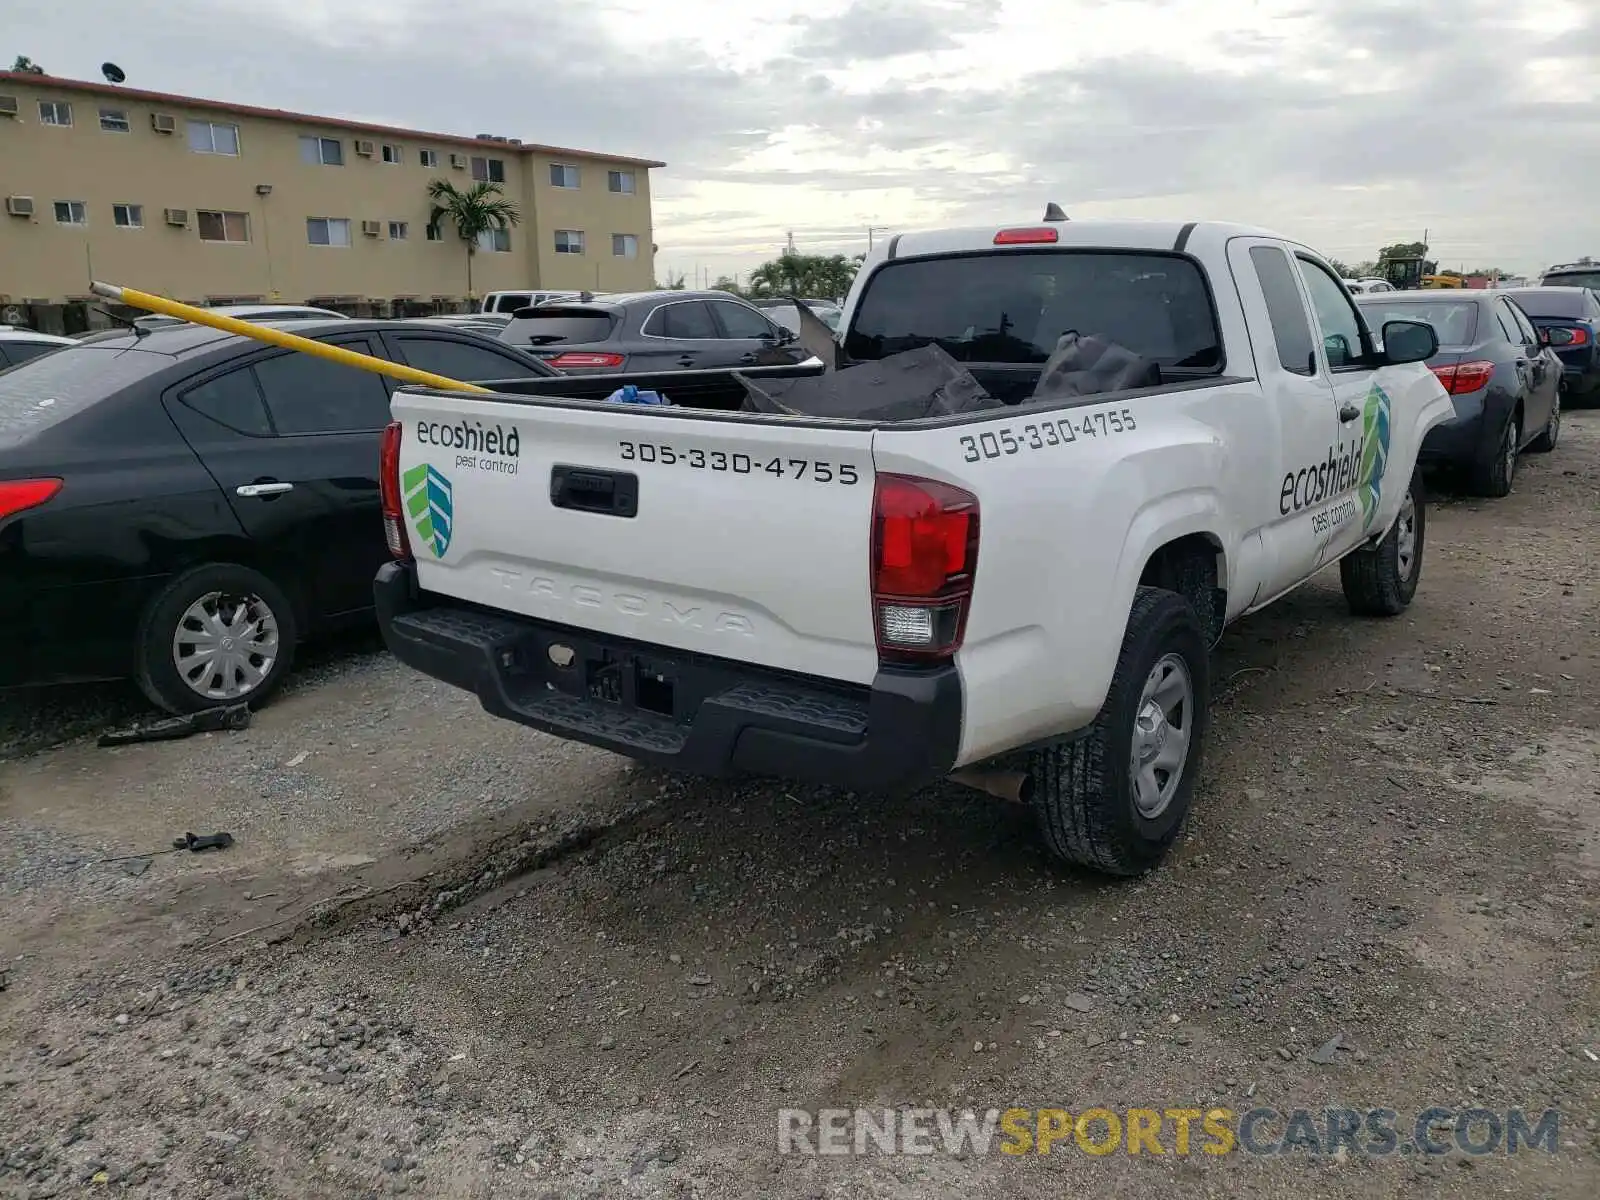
[2,417,1597,1200]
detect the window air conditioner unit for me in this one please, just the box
[361,220,382,237]
[151,112,177,133]
[449,153,467,169]
[0,96,18,118]
[5,196,35,217]
[164,208,189,227]
[354,139,375,156]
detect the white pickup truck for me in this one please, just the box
[374,218,1452,876]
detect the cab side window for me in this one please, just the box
[1296,257,1366,369]
[1249,245,1316,376]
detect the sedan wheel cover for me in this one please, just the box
[172,590,281,701]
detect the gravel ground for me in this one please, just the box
[1,416,1597,1199]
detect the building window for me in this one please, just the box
[476,227,512,253]
[471,156,506,183]
[381,143,402,164]
[612,233,638,258]
[608,170,636,194]
[299,135,343,166]
[307,217,352,247]
[99,108,130,133]
[419,149,438,168]
[554,230,585,255]
[188,121,241,155]
[389,221,409,240]
[38,100,72,126]
[426,224,444,242]
[197,210,250,243]
[113,203,144,229]
[550,163,580,189]
[53,201,87,226]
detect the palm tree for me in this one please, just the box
[425,179,521,301]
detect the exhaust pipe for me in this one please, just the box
[950,767,1033,805]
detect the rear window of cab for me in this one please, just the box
[843,251,1223,371]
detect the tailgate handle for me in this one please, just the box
[550,465,638,517]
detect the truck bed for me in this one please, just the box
[472,361,827,411]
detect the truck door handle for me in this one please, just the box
[550,465,638,517]
[236,481,294,497]
[676,355,696,367]
[1338,403,1360,423]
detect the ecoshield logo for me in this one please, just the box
[1356,383,1391,530]
[403,463,453,558]
[1277,382,1394,522]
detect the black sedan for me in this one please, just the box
[0,319,554,712]
[496,289,818,374]
[1497,286,1600,401]
[1355,291,1561,497]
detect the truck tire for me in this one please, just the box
[1339,468,1424,617]
[135,562,297,714]
[1029,586,1210,876]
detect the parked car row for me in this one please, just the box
[1352,286,1579,497]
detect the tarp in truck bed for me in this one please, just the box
[734,335,1160,422]
[737,344,1003,421]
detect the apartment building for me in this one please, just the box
[0,71,664,316]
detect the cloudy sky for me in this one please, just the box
[13,0,1600,281]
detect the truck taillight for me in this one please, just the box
[0,478,62,523]
[871,474,979,663]
[379,421,411,561]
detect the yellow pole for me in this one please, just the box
[89,281,491,394]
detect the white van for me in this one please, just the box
[479,290,585,314]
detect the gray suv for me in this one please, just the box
[496,290,815,374]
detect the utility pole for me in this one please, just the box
[866,225,887,251]
[785,230,797,255]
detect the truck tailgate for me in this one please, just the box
[389,390,882,684]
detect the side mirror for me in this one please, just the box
[1381,319,1438,365]
[1538,328,1552,346]
[1323,332,1352,367]
[775,327,797,345]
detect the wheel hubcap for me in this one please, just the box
[1129,653,1194,819]
[1395,491,1417,581]
[1550,395,1560,442]
[1505,420,1518,477]
[172,590,280,701]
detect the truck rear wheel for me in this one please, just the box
[1029,586,1210,876]
[1339,468,1424,617]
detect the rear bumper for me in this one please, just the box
[1418,388,1501,467]
[374,561,963,793]
[1559,365,1600,395]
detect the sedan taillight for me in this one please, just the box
[0,478,62,522]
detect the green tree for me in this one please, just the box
[710,275,745,296]
[10,56,45,74]
[747,252,859,301]
[425,179,520,300]
[1326,257,1354,278]
[656,272,687,290]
